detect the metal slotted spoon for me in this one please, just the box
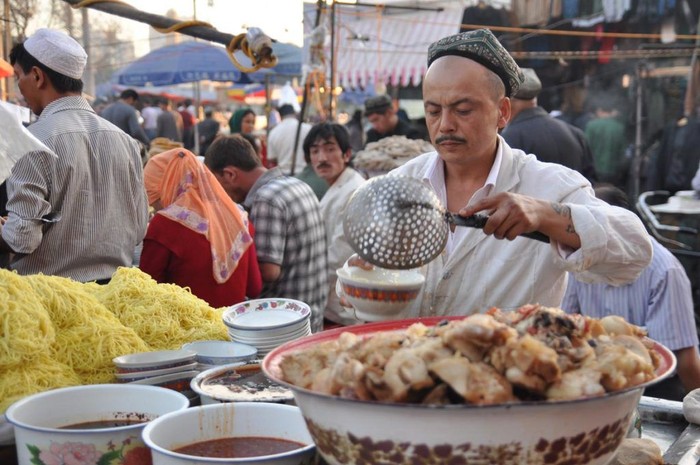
[343,175,549,269]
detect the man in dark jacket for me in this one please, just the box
[501,68,598,183]
[363,94,425,145]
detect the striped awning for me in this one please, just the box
[326,3,463,88]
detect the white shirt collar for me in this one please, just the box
[422,139,504,257]
[423,139,503,210]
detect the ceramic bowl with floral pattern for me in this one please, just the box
[336,265,425,321]
[263,318,676,465]
[6,384,189,465]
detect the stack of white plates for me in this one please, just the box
[222,298,312,357]
[113,349,200,404]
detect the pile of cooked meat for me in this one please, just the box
[278,305,662,404]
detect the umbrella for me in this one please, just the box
[112,41,302,87]
[114,41,243,86]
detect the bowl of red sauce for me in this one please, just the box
[5,384,189,465]
[142,402,315,464]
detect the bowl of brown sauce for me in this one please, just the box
[142,402,315,464]
[5,384,189,465]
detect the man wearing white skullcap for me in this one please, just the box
[0,29,149,283]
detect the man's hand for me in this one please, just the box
[459,192,581,250]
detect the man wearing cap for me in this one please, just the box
[345,29,651,319]
[363,94,425,145]
[501,68,598,183]
[0,29,149,282]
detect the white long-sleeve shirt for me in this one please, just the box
[388,136,652,318]
[320,167,366,325]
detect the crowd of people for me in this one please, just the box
[2,27,700,402]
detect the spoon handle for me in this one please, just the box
[447,213,550,243]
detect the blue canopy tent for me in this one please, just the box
[112,40,302,87]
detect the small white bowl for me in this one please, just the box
[182,340,258,366]
[336,266,425,321]
[142,402,315,464]
[6,384,189,465]
[113,349,196,373]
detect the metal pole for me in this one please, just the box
[192,0,201,155]
[632,62,645,201]
[82,8,95,99]
[290,0,325,176]
[328,0,336,120]
[4,0,14,102]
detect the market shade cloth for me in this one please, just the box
[112,41,302,87]
[0,58,13,78]
[305,2,462,88]
[114,41,243,86]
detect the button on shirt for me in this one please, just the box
[2,96,149,281]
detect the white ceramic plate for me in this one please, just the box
[113,349,197,372]
[227,318,312,341]
[231,329,312,350]
[229,321,311,344]
[181,340,258,365]
[115,361,198,381]
[223,298,311,331]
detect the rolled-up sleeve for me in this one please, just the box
[554,201,652,285]
[2,151,54,254]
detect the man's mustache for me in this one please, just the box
[315,163,332,169]
[435,135,467,144]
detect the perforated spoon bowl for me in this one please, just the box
[343,175,548,269]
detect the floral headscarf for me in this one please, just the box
[143,149,253,283]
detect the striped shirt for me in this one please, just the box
[2,96,149,282]
[243,168,328,332]
[562,237,698,351]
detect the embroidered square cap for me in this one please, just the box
[513,68,542,100]
[24,29,87,80]
[427,28,523,97]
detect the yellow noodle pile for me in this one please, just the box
[0,354,81,414]
[0,270,55,368]
[91,267,228,349]
[0,267,229,414]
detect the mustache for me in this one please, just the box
[315,162,332,169]
[435,135,467,144]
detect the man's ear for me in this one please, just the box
[221,166,238,181]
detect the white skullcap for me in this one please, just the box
[24,29,87,80]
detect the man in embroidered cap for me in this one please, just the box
[341,29,651,321]
[0,29,149,283]
[501,68,598,182]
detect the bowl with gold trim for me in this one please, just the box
[262,315,676,465]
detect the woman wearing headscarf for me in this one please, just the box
[228,107,268,167]
[140,148,262,307]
